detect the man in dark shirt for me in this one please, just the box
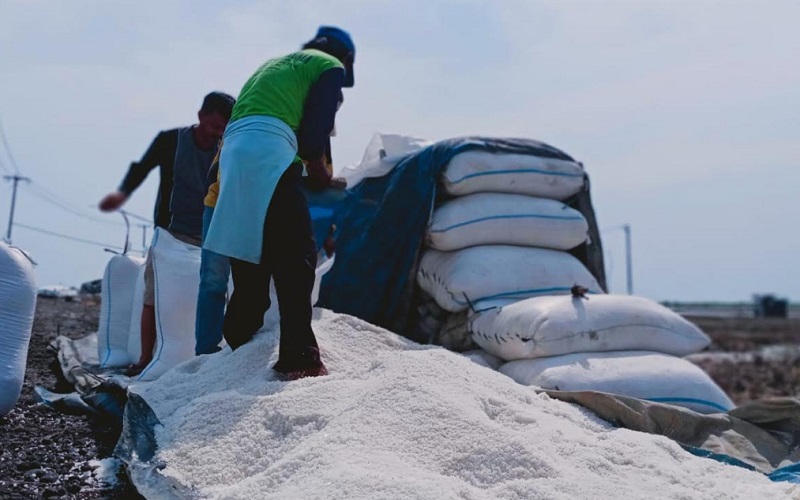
[99,91,235,373]
[99,92,235,231]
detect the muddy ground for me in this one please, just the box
[1,300,798,499]
[687,315,800,404]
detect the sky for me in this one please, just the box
[0,0,798,302]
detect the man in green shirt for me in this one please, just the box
[204,26,355,380]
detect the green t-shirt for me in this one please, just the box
[230,49,343,130]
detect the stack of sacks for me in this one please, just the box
[470,294,734,414]
[416,148,603,348]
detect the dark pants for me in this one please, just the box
[223,164,320,370]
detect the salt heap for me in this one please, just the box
[131,310,792,499]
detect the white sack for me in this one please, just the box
[97,254,144,367]
[417,245,602,312]
[261,254,337,332]
[500,350,734,414]
[337,133,432,188]
[138,229,201,381]
[471,295,711,361]
[0,243,36,416]
[442,151,585,199]
[461,349,504,371]
[427,193,588,251]
[127,265,146,364]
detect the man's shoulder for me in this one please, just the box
[154,127,191,148]
[158,127,191,139]
[293,49,343,69]
[147,128,187,161]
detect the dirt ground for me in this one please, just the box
[0,298,141,500]
[1,300,798,499]
[686,316,800,404]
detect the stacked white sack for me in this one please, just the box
[441,150,585,200]
[470,295,710,361]
[417,246,602,313]
[500,350,734,414]
[415,147,597,351]
[475,295,729,413]
[426,193,589,252]
[0,243,37,417]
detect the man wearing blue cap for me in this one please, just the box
[204,26,355,380]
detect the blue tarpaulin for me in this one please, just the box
[318,136,606,339]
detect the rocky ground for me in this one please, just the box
[0,298,141,499]
[1,300,797,499]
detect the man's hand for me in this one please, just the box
[322,224,336,257]
[98,191,128,212]
[305,156,332,192]
[330,177,347,190]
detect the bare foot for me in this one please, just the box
[274,363,328,381]
[124,360,150,377]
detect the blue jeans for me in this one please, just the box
[195,206,231,355]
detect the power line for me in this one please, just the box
[0,153,10,175]
[15,222,124,251]
[27,181,128,227]
[27,180,154,226]
[0,116,20,174]
[0,114,154,247]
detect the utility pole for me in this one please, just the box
[623,223,633,295]
[4,174,30,242]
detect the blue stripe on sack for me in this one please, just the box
[453,287,602,305]
[101,265,113,366]
[448,168,584,185]
[138,230,161,380]
[646,397,730,413]
[430,213,585,233]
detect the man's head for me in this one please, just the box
[196,91,236,146]
[303,26,356,88]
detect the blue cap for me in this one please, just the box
[313,26,355,88]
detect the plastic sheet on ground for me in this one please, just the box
[545,389,800,478]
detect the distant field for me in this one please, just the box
[664,302,800,319]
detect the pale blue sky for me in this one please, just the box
[1,0,797,301]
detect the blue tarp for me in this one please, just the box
[318,136,605,338]
[305,186,348,250]
[769,463,800,484]
[684,445,800,485]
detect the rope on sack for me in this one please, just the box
[104,211,131,256]
[9,244,37,266]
